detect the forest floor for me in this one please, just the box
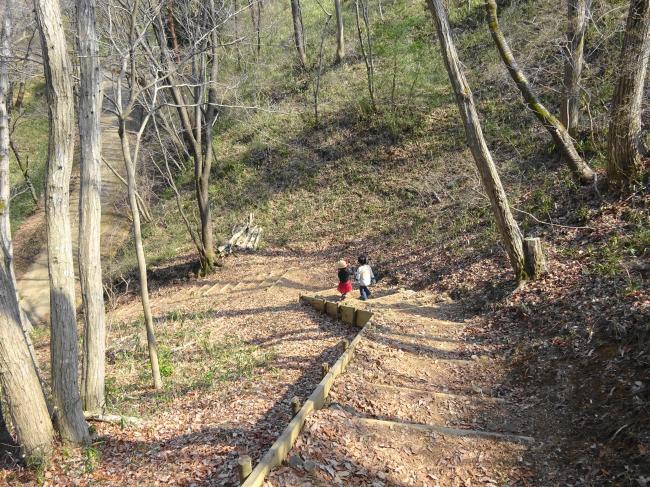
[3,249,546,487]
[2,252,360,486]
[5,238,646,486]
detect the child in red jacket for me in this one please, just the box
[336,260,352,300]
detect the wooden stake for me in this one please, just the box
[341,339,350,352]
[290,396,301,416]
[321,362,330,378]
[238,455,252,484]
[523,237,546,279]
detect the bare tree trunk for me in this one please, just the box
[0,256,55,459]
[355,0,376,112]
[607,0,650,186]
[0,1,54,460]
[290,0,307,68]
[426,0,537,282]
[34,0,90,445]
[334,0,344,63]
[166,0,180,61]
[234,0,242,70]
[485,0,596,185]
[248,0,261,58]
[76,0,106,415]
[152,12,217,274]
[314,12,333,125]
[118,118,162,390]
[561,0,590,137]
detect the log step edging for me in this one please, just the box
[240,323,370,487]
[239,297,372,487]
[298,294,373,327]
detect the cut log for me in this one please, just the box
[523,237,546,279]
[325,301,339,318]
[339,305,356,325]
[83,412,143,427]
[238,455,252,484]
[253,228,263,249]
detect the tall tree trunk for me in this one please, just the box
[34,0,90,445]
[0,254,55,459]
[0,2,55,459]
[118,118,163,390]
[426,0,535,282]
[561,0,590,137]
[76,0,106,415]
[248,0,261,58]
[290,0,307,68]
[607,0,650,186]
[334,0,345,63]
[485,0,596,185]
[153,14,216,274]
[355,0,377,111]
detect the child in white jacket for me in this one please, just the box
[355,254,375,301]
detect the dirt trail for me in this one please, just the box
[267,288,536,486]
[15,104,131,326]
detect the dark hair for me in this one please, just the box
[358,254,367,265]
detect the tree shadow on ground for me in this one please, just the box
[91,330,360,486]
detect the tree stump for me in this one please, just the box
[290,396,301,416]
[523,237,546,279]
[238,455,252,484]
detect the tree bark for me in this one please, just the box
[118,118,162,390]
[355,0,376,112]
[334,0,344,63]
[34,0,90,444]
[0,252,55,459]
[425,0,532,282]
[485,0,596,185]
[76,0,106,415]
[153,11,217,274]
[607,0,650,186]
[248,0,262,58]
[290,0,307,68]
[523,237,546,279]
[561,0,590,137]
[0,0,55,460]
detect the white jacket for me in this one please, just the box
[355,265,375,286]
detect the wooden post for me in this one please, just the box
[321,362,330,378]
[238,455,252,484]
[523,237,545,280]
[290,396,301,416]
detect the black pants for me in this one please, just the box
[359,286,371,300]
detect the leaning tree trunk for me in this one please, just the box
[34,0,90,444]
[607,0,650,186]
[334,0,345,63]
[485,0,596,185]
[0,251,55,459]
[290,0,307,68]
[426,0,538,282]
[561,0,591,137]
[0,0,55,459]
[118,118,163,390]
[76,0,106,415]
